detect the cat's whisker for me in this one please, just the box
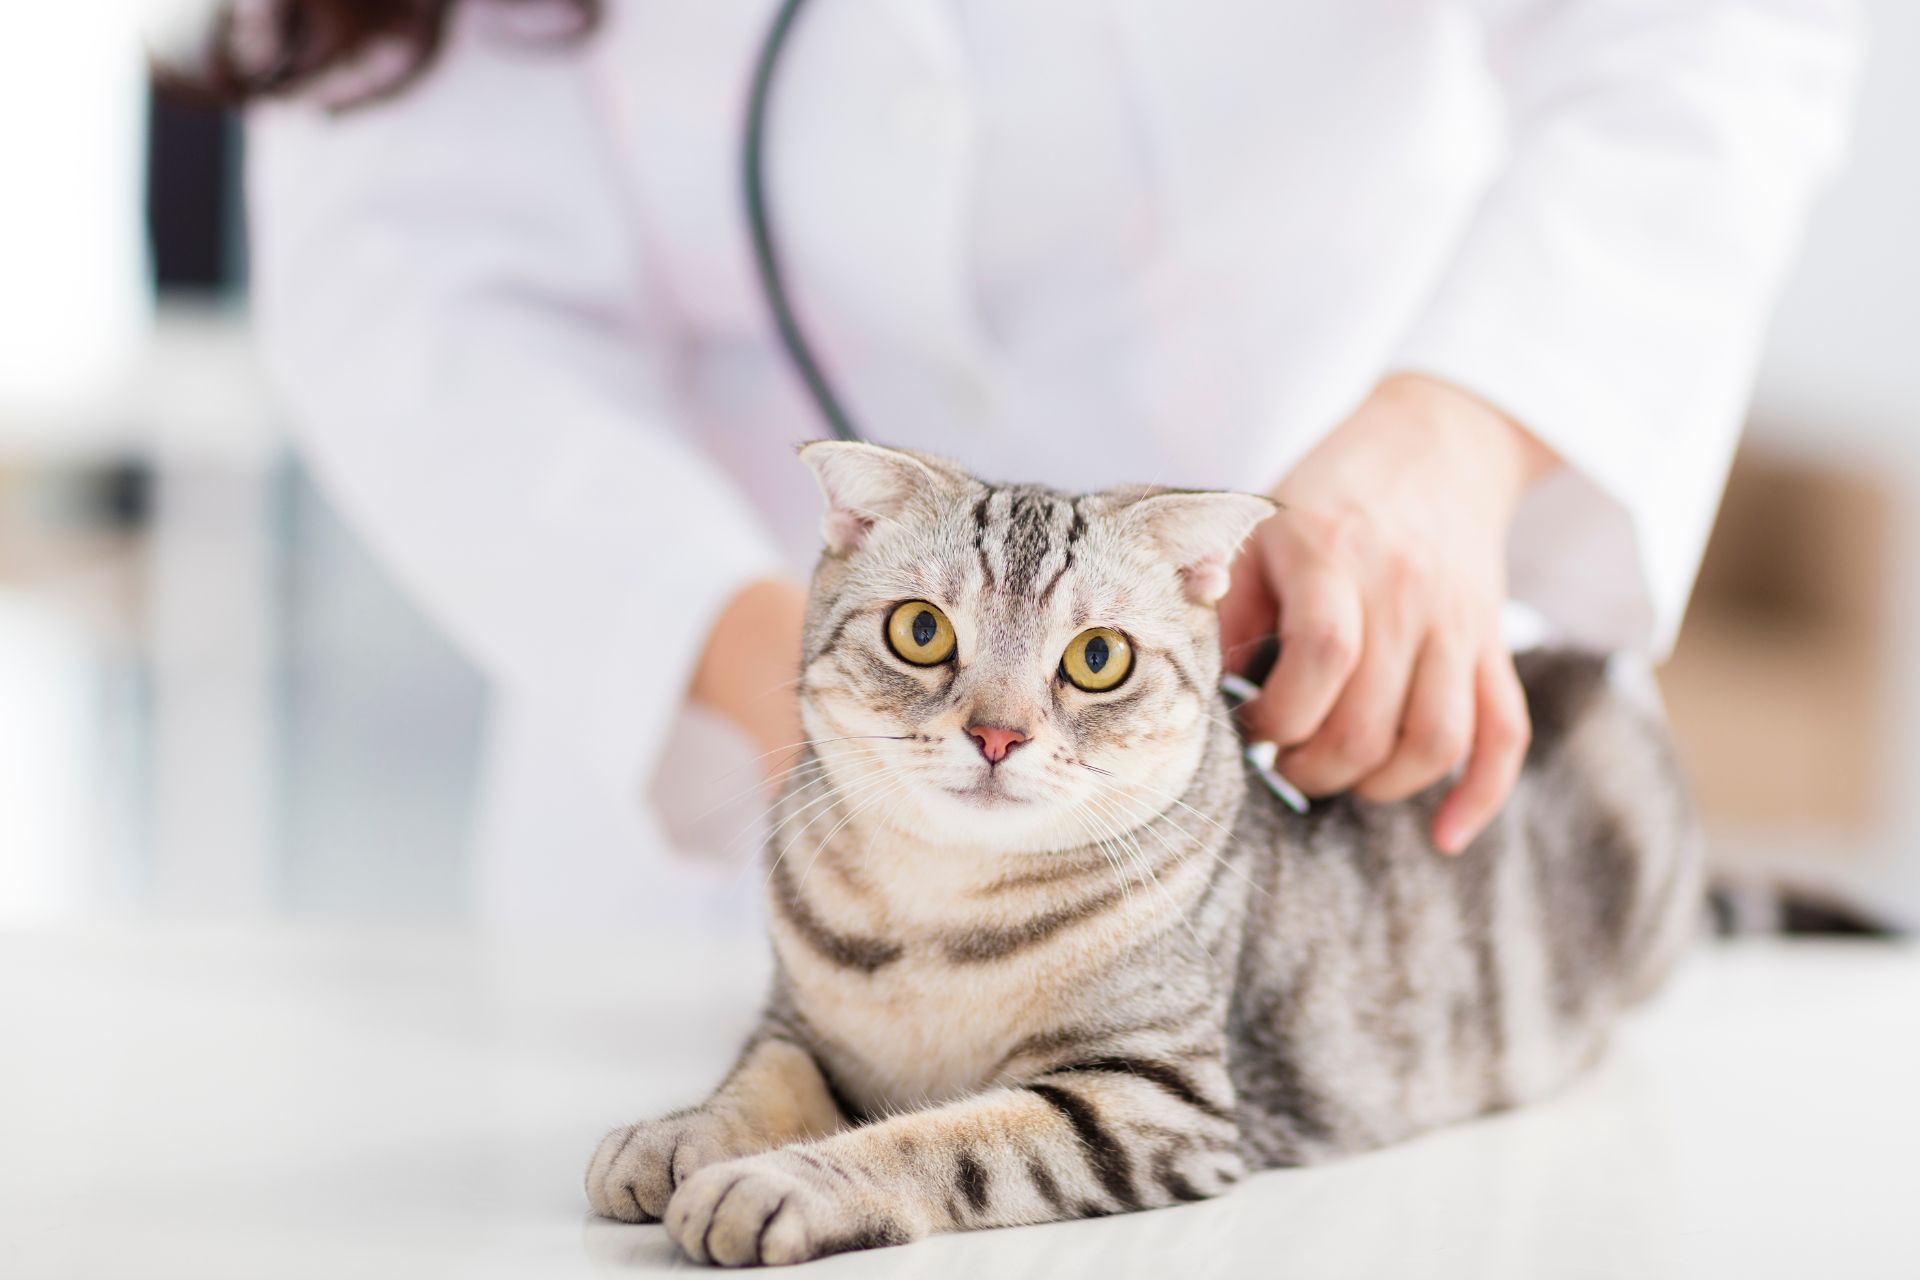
[1084,804,1146,921]
[1086,790,1215,962]
[861,786,919,878]
[703,733,915,792]
[1092,782,1256,899]
[745,673,808,701]
[1071,795,1150,922]
[757,765,905,895]
[702,737,911,851]
[821,779,912,879]
[1077,769,1271,902]
[1109,772,1242,844]
[763,756,900,861]
[1073,756,1245,847]
[744,746,894,871]
[807,769,909,866]
[796,774,913,897]
[692,756,835,831]
[775,756,903,855]
[720,761,847,861]
[1061,802,1125,906]
[1221,632,1279,665]
[1087,792,1183,920]
[712,769,844,880]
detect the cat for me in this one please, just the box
[585,441,1703,1266]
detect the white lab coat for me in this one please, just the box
[246,0,1859,925]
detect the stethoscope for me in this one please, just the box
[742,0,1311,813]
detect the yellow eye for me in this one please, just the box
[1061,628,1133,692]
[886,601,957,666]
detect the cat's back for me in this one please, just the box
[1226,650,1703,1168]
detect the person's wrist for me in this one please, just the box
[1374,372,1559,512]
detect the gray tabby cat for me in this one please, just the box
[586,442,1702,1266]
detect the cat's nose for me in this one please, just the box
[965,723,1029,765]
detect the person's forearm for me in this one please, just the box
[691,578,810,781]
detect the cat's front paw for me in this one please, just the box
[585,1111,754,1223]
[665,1152,913,1267]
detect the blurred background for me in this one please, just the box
[4,1,1918,929]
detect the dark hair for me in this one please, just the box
[182,0,598,107]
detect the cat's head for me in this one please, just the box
[793,442,1273,855]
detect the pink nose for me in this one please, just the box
[965,724,1029,764]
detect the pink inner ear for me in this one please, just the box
[1181,559,1232,605]
[822,508,875,555]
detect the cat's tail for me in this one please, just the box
[1707,878,1908,938]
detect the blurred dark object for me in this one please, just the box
[1709,880,1905,937]
[146,87,242,292]
[1662,447,1892,834]
[0,463,148,642]
[96,462,154,530]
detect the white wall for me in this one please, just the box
[0,5,151,421]
[1746,0,1920,914]
[1753,0,1920,463]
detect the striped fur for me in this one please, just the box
[586,445,1703,1266]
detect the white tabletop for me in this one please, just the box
[5,924,1916,1280]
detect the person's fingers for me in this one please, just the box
[1217,542,1279,677]
[1277,612,1417,796]
[1353,633,1473,804]
[1431,649,1532,854]
[1240,564,1363,749]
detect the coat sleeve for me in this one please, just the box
[1390,0,1862,653]
[245,16,785,799]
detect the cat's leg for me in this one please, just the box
[585,1034,843,1224]
[663,1064,1244,1265]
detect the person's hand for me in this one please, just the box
[690,578,808,790]
[1219,374,1558,853]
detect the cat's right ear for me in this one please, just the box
[798,442,962,556]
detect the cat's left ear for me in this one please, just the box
[798,441,970,556]
[1128,490,1278,605]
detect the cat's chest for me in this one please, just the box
[784,945,1081,1114]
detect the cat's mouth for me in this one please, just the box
[943,776,1028,807]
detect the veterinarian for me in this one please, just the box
[227,0,1857,923]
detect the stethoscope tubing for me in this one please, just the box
[744,0,864,444]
